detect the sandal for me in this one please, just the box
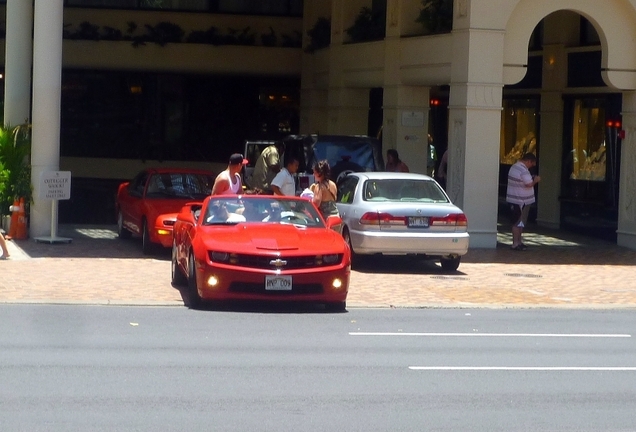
[510,244,527,251]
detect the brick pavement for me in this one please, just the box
[1,224,636,309]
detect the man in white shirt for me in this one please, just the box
[271,156,300,196]
[506,153,540,250]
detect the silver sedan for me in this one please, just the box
[336,172,469,271]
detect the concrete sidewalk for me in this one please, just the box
[1,224,636,309]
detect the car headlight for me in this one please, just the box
[209,251,239,264]
[210,251,229,262]
[322,254,341,264]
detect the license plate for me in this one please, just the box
[408,217,429,227]
[265,275,293,290]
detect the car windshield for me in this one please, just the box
[363,179,449,203]
[202,197,325,227]
[145,173,214,199]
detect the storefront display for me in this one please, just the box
[568,99,606,181]
[500,99,538,164]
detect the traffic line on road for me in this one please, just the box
[409,366,636,371]
[349,332,631,338]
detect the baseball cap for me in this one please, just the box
[229,153,249,165]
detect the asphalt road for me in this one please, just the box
[1,305,635,431]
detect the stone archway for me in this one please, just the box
[496,0,636,248]
[502,0,636,89]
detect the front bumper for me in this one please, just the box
[195,262,350,303]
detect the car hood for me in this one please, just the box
[200,224,345,254]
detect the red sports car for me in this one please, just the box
[115,168,216,254]
[171,195,351,311]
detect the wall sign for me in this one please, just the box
[401,111,425,127]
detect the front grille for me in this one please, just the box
[228,282,323,295]
[209,253,343,270]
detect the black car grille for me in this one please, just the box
[209,253,343,270]
[228,282,323,295]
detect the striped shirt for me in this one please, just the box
[506,161,535,205]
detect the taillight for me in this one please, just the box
[430,213,468,226]
[360,212,407,226]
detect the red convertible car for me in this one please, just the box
[115,168,216,254]
[171,195,351,311]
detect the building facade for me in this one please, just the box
[3,0,636,250]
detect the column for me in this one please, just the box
[3,0,34,125]
[536,44,567,229]
[30,0,64,238]
[382,0,430,174]
[447,28,505,249]
[617,91,636,250]
[383,85,430,174]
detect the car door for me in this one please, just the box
[335,175,359,227]
[121,171,149,235]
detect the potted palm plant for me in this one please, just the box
[0,124,32,231]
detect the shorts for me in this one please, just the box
[509,203,530,228]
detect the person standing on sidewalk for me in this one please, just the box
[0,232,10,259]
[506,153,540,250]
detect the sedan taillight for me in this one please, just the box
[430,213,467,226]
[360,212,407,226]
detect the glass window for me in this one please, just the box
[337,176,358,203]
[363,179,448,202]
[500,99,538,165]
[569,99,607,181]
[65,0,303,15]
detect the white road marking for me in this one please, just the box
[409,367,636,371]
[349,332,631,338]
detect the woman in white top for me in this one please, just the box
[212,153,248,195]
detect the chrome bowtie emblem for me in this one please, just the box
[270,258,288,268]
[417,209,422,214]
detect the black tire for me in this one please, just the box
[171,241,187,287]
[188,251,203,309]
[342,227,361,265]
[325,301,347,312]
[141,219,155,255]
[440,256,461,272]
[117,210,132,239]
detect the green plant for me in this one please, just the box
[281,30,303,48]
[416,0,453,35]
[223,27,256,46]
[186,26,223,45]
[345,7,386,43]
[261,27,278,47]
[144,22,185,46]
[0,124,32,216]
[305,17,331,52]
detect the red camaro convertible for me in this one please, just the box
[171,195,351,311]
[116,168,216,254]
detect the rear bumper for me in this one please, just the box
[350,229,469,256]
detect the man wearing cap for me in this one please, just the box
[212,153,248,195]
[249,141,285,194]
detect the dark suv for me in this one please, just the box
[244,134,384,186]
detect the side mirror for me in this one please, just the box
[177,205,196,224]
[326,215,342,228]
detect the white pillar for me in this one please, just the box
[30,0,64,238]
[3,0,34,126]
[447,28,505,249]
